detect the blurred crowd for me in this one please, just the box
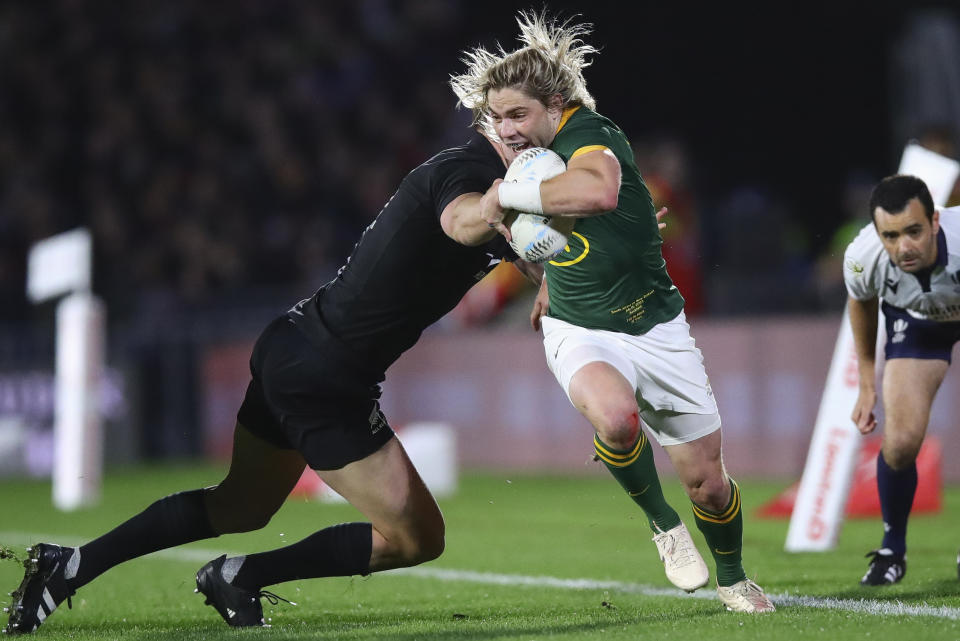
[1,1,958,326]
[0,0,473,322]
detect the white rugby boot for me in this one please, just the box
[652,523,709,592]
[716,578,776,613]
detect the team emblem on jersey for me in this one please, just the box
[891,319,908,344]
[845,259,864,275]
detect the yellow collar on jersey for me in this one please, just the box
[556,105,581,134]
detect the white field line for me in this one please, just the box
[2,531,958,620]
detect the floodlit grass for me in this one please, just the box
[1,464,959,640]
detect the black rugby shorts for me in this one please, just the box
[237,316,394,470]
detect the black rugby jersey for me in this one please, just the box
[289,132,514,376]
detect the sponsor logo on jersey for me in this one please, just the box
[885,277,899,294]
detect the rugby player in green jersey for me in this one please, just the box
[451,10,774,613]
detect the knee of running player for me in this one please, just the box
[590,401,641,450]
[203,484,280,534]
[382,515,446,567]
[408,523,446,565]
[683,471,731,512]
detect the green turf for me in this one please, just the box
[1,464,959,639]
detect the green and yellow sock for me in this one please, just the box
[692,478,747,587]
[594,433,681,533]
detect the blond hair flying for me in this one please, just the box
[450,10,598,131]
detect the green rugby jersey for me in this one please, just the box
[545,106,684,334]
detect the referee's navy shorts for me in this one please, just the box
[237,315,394,470]
[882,302,960,364]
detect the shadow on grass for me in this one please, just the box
[88,602,730,641]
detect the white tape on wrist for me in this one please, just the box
[498,181,543,214]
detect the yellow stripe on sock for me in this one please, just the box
[593,433,646,467]
[692,480,741,524]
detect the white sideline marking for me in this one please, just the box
[2,531,958,620]
[390,567,960,620]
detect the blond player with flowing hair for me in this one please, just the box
[452,10,775,612]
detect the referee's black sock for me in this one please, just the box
[877,451,917,556]
[67,489,218,591]
[230,523,372,590]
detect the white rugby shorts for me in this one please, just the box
[541,311,720,445]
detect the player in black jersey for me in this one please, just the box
[4,131,540,633]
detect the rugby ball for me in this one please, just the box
[504,147,568,263]
[509,213,570,263]
[504,146,567,183]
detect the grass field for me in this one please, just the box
[1,464,959,640]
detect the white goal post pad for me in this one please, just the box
[53,292,106,511]
[897,143,960,208]
[27,228,92,303]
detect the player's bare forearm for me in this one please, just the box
[440,188,514,247]
[539,149,621,216]
[440,191,502,246]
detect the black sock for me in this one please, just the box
[69,489,217,590]
[877,451,917,556]
[231,522,372,591]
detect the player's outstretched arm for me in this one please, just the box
[848,295,880,434]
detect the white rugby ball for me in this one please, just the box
[504,146,567,182]
[503,147,568,263]
[509,213,569,263]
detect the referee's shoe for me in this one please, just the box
[3,543,75,634]
[860,548,906,586]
